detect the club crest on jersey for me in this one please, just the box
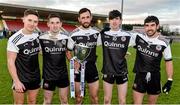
[93,34,97,39]
[61,39,66,45]
[113,36,117,41]
[156,45,162,51]
[121,36,126,42]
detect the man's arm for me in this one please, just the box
[7,51,25,92]
[165,60,173,79]
[162,44,173,94]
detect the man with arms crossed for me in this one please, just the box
[70,8,100,104]
[101,10,133,104]
[7,9,40,104]
[132,16,173,104]
[39,13,74,104]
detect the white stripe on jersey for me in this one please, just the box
[7,29,39,53]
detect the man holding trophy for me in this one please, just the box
[70,8,101,104]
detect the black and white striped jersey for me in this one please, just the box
[101,29,132,76]
[70,27,101,63]
[132,33,172,73]
[39,31,74,80]
[7,29,41,82]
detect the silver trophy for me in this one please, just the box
[70,43,91,98]
[74,44,91,63]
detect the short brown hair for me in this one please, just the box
[78,8,91,17]
[47,13,62,21]
[24,9,39,17]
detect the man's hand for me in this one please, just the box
[14,81,26,93]
[162,79,173,94]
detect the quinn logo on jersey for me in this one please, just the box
[104,41,125,48]
[44,47,66,53]
[137,45,159,57]
[79,42,97,48]
[23,47,40,55]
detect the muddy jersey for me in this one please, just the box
[7,29,41,82]
[101,29,132,76]
[39,31,74,80]
[132,33,172,73]
[70,27,101,63]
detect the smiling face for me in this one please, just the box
[78,11,92,28]
[144,22,159,37]
[47,17,62,34]
[109,17,122,31]
[23,14,38,33]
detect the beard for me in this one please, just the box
[81,22,91,28]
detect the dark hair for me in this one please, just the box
[78,8,91,17]
[24,9,39,17]
[47,13,62,21]
[144,16,159,25]
[109,10,122,20]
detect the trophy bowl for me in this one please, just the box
[74,44,91,63]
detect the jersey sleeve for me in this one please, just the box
[67,37,75,50]
[7,39,19,53]
[128,32,137,47]
[163,45,172,61]
[97,33,102,46]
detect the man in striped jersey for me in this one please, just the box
[7,9,41,104]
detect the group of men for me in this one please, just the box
[7,8,173,104]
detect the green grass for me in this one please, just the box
[0,38,180,104]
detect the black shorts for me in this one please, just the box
[132,72,161,95]
[12,80,41,92]
[103,74,128,84]
[43,75,69,91]
[75,62,99,83]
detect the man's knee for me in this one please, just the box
[27,98,36,104]
[60,96,68,104]
[90,95,98,104]
[75,94,83,104]
[119,98,126,104]
[104,96,111,104]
